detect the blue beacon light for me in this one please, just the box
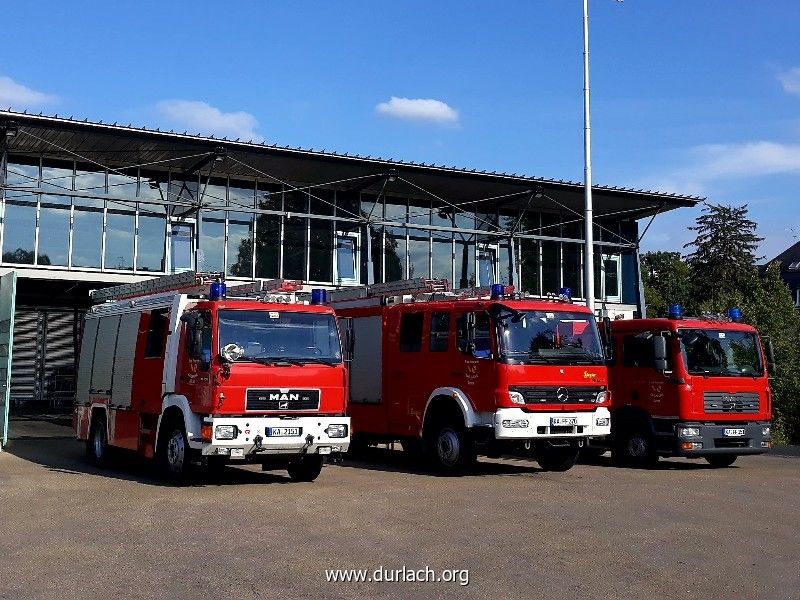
[310,288,328,305]
[558,287,572,300]
[667,303,683,320]
[728,307,742,322]
[209,281,226,301]
[490,284,505,300]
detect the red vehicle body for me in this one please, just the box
[605,316,773,467]
[333,280,611,472]
[74,273,350,481]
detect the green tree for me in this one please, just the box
[684,203,762,305]
[640,251,691,316]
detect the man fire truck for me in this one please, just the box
[604,305,773,467]
[330,279,611,473]
[73,272,350,482]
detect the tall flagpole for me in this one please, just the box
[582,0,596,312]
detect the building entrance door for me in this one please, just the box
[0,272,17,449]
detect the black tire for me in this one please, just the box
[424,417,476,475]
[536,443,580,472]
[705,454,738,468]
[613,422,659,468]
[158,419,191,482]
[87,412,110,467]
[287,455,324,482]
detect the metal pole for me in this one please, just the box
[582,0,596,312]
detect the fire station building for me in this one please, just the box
[0,109,699,418]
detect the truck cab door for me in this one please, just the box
[177,309,214,412]
[454,311,495,411]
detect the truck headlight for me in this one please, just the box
[594,391,609,404]
[502,419,529,428]
[762,426,770,436]
[508,391,525,405]
[678,426,701,438]
[215,425,238,440]
[325,424,348,438]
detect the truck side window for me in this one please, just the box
[144,309,169,358]
[622,335,653,367]
[456,312,491,356]
[429,312,450,352]
[399,312,424,352]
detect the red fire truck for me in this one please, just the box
[331,279,611,473]
[73,272,350,482]
[604,305,773,467]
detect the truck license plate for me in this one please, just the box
[551,417,578,426]
[267,427,302,437]
[723,428,745,437]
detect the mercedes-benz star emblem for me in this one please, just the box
[556,387,569,403]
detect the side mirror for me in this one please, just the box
[652,335,668,373]
[602,316,613,361]
[764,337,776,376]
[345,327,355,355]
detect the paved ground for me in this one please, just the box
[1,426,799,600]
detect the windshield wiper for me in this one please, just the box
[295,357,338,367]
[248,357,305,367]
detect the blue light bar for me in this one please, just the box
[310,288,328,305]
[490,283,505,300]
[209,281,226,301]
[558,287,572,300]
[728,307,742,322]
[667,303,683,320]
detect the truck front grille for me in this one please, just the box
[246,389,320,411]
[703,392,759,413]
[510,386,603,405]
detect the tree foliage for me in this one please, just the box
[643,203,800,443]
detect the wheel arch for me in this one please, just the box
[422,388,477,434]
[154,395,201,454]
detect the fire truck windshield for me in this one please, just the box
[678,328,763,377]
[218,310,342,364]
[496,310,604,365]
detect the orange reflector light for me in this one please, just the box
[201,424,213,441]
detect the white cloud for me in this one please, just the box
[375,96,459,125]
[777,67,800,96]
[156,100,263,141]
[0,76,58,107]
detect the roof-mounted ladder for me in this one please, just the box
[90,271,225,303]
[328,278,450,305]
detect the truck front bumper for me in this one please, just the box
[672,421,771,457]
[493,407,611,440]
[190,416,351,458]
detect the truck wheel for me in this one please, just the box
[705,455,737,468]
[87,413,110,467]
[287,455,324,482]
[425,419,476,475]
[158,421,191,482]
[535,443,579,472]
[614,424,658,468]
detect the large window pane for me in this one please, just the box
[310,188,335,217]
[75,167,106,194]
[72,209,103,268]
[455,240,475,288]
[107,171,138,199]
[5,160,39,188]
[201,183,227,211]
[227,214,253,277]
[541,241,559,294]
[137,214,166,272]
[408,199,431,226]
[230,180,255,211]
[170,177,198,205]
[498,242,512,286]
[284,190,308,213]
[562,243,582,297]
[384,199,407,225]
[105,212,135,270]
[38,206,70,266]
[309,220,333,282]
[41,162,73,192]
[384,228,406,281]
[2,200,37,264]
[283,217,306,279]
[520,239,540,295]
[335,234,357,283]
[171,223,194,272]
[199,214,225,272]
[408,231,429,279]
[431,234,453,281]
[254,214,280,279]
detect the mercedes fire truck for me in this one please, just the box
[330,279,611,473]
[73,272,350,482]
[605,305,773,467]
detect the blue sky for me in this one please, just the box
[3,1,799,259]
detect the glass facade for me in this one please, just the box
[0,155,637,303]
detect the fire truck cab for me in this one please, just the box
[606,306,773,467]
[332,279,611,473]
[74,272,350,482]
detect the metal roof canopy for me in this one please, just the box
[0,109,702,221]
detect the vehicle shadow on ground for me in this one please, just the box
[338,445,544,477]
[5,436,293,487]
[577,452,740,471]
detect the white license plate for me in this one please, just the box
[551,417,578,426]
[723,428,745,437]
[267,427,302,437]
